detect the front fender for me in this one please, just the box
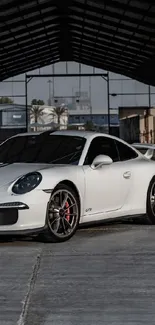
[37,166,85,216]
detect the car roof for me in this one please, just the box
[16,132,42,136]
[13,130,117,140]
[52,130,103,139]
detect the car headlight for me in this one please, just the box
[12,172,42,194]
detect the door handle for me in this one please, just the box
[123,171,131,179]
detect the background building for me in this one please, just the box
[30,105,69,131]
[0,103,69,141]
[0,104,28,142]
[68,111,118,126]
[68,108,119,135]
[119,106,155,143]
[70,91,91,113]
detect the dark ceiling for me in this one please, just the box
[0,0,155,84]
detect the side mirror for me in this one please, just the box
[91,154,113,169]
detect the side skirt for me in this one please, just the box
[79,214,147,228]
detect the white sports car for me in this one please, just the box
[0,130,155,242]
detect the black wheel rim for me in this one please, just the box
[47,189,79,238]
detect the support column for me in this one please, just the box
[107,72,110,134]
[25,74,28,132]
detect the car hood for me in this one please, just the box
[0,163,67,186]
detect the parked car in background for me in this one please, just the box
[132,143,155,160]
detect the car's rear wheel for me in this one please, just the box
[41,183,80,242]
[147,177,155,224]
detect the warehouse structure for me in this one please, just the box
[0,0,155,86]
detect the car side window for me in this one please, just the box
[84,136,119,165]
[115,140,138,161]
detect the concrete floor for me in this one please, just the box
[0,219,155,325]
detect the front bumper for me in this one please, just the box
[0,189,51,235]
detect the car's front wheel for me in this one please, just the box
[41,183,80,242]
[147,177,155,224]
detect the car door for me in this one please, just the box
[82,136,134,216]
[114,138,139,193]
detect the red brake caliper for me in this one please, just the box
[65,201,70,221]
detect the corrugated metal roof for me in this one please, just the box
[0,0,155,84]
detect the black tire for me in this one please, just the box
[40,183,80,243]
[147,177,155,224]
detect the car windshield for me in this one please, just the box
[0,134,86,165]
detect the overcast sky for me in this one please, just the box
[1,61,155,114]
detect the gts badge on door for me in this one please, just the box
[85,208,92,212]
